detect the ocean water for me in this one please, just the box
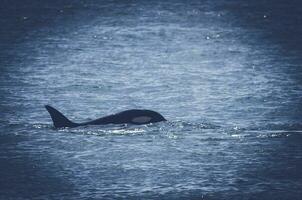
[1,0,302,199]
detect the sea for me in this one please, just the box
[0,0,302,199]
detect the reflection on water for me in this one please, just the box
[1,0,302,199]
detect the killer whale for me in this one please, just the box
[45,105,166,128]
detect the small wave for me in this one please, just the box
[165,120,220,130]
[32,123,52,129]
[244,123,302,139]
[247,122,302,132]
[32,121,302,140]
[226,123,302,139]
[254,130,302,139]
[32,120,219,137]
[54,124,150,137]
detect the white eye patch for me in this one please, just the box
[131,116,152,124]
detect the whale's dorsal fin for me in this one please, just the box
[45,105,78,128]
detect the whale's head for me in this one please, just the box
[130,110,166,124]
[150,112,166,123]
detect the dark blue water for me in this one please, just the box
[1,1,302,199]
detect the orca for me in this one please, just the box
[45,105,166,128]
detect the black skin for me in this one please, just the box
[45,105,166,128]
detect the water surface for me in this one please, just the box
[1,1,302,199]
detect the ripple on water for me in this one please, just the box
[1,0,302,199]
